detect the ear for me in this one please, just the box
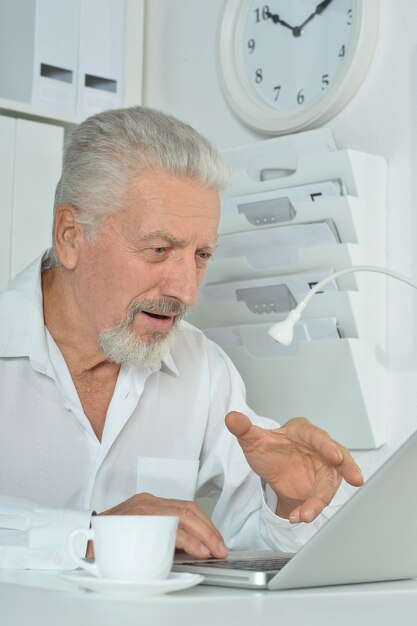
[53,204,85,270]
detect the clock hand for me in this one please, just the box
[264,10,295,33]
[315,0,335,15]
[293,0,335,37]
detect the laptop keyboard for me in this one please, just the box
[178,557,292,572]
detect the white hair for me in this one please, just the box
[45,106,231,267]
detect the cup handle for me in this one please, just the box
[68,527,100,577]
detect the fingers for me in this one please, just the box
[287,465,341,524]
[225,411,253,438]
[336,445,364,486]
[283,418,364,487]
[99,493,228,559]
[175,501,228,559]
[288,499,323,524]
[176,527,211,557]
[176,525,227,559]
[284,418,341,464]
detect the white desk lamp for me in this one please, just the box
[269,265,417,346]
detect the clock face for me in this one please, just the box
[243,0,354,111]
[218,0,378,133]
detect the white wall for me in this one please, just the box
[143,0,417,477]
[0,115,63,291]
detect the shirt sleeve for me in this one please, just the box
[258,480,354,553]
[0,496,92,569]
[196,338,355,553]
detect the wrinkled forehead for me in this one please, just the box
[107,169,221,243]
[122,168,221,219]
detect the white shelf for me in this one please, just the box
[189,129,388,449]
[0,97,82,127]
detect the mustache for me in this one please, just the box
[125,297,187,325]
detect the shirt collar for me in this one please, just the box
[0,254,49,372]
[0,254,180,377]
[160,349,180,376]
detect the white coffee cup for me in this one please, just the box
[68,515,179,581]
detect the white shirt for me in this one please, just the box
[0,256,344,569]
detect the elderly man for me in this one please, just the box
[0,106,362,569]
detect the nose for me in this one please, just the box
[161,255,200,307]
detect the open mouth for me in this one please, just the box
[143,311,171,320]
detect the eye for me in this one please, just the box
[142,246,171,262]
[195,250,213,267]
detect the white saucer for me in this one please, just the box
[60,571,204,598]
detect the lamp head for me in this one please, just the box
[268,265,417,347]
[268,309,301,345]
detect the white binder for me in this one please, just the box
[0,0,127,117]
[76,0,125,117]
[0,0,37,103]
[31,0,81,113]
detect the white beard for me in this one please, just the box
[99,324,175,368]
[98,297,185,368]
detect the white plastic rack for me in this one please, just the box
[187,128,387,449]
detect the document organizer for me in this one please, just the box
[76,0,125,118]
[0,0,80,113]
[187,129,387,449]
[0,0,127,117]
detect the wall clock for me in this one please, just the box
[218,0,378,134]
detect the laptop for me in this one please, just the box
[173,428,417,590]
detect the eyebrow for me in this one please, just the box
[142,229,219,250]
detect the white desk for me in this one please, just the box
[1,570,417,626]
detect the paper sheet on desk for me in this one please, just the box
[204,318,340,358]
[200,270,338,314]
[215,220,340,270]
[222,180,344,226]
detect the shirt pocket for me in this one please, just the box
[136,457,200,501]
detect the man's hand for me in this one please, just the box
[89,493,228,560]
[225,411,364,524]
